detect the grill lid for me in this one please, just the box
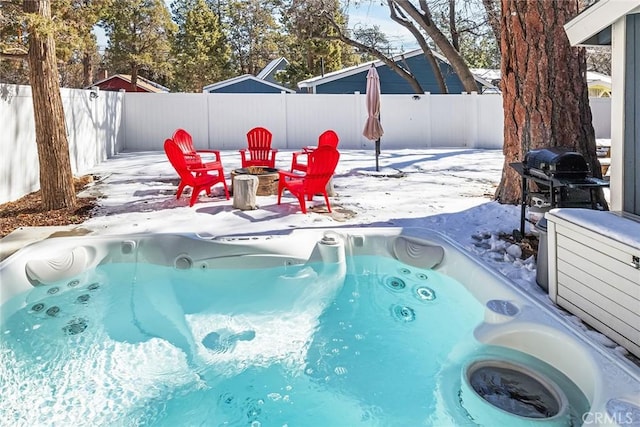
[524,147,589,180]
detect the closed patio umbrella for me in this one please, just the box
[363,65,384,171]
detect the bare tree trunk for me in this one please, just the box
[495,0,604,206]
[394,0,479,93]
[449,0,459,51]
[130,64,138,91]
[24,0,76,210]
[481,0,501,52]
[387,1,447,93]
[83,51,93,87]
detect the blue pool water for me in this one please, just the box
[0,255,588,426]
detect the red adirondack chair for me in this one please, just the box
[240,127,277,168]
[172,128,224,174]
[164,138,229,206]
[278,145,340,213]
[290,130,339,173]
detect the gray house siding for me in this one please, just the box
[624,13,640,214]
[313,55,479,94]
[208,80,285,94]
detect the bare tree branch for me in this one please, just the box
[386,0,447,93]
[448,0,458,50]
[1,48,28,58]
[393,0,479,93]
[322,11,425,94]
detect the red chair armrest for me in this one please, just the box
[189,166,211,174]
[292,151,308,160]
[196,149,222,161]
[239,149,248,167]
[278,170,299,179]
[197,161,223,171]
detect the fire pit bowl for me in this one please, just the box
[231,167,279,196]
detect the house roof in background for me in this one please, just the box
[202,74,295,93]
[587,71,612,86]
[469,68,501,82]
[297,49,496,90]
[257,57,289,80]
[471,69,612,87]
[564,0,640,46]
[89,74,169,92]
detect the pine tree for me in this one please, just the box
[279,0,356,87]
[223,0,281,75]
[1,0,106,88]
[101,0,177,90]
[171,0,231,92]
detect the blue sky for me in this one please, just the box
[348,2,418,51]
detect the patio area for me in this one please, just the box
[74,148,509,237]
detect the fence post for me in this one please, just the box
[466,91,479,148]
[354,91,364,149]
[424,92,432,148]
[279,90,288,149]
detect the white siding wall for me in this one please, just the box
[589,97,612,138]
[1,84,611,204]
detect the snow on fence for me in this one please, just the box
[0,83,611,204]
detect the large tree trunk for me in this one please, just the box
[24,0,76,210]
[495,0,604,206]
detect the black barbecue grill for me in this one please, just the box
[524,147,589,180]
[510,147,609,238]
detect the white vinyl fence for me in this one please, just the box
[1,83,611,204]
[0,84,124,204]
[123,92,506,151]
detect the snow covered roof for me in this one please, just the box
[202,74,295,93]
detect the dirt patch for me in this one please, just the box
[308,205,357,222]
[0,176,97,238]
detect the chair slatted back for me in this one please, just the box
[246,127,273,161]
[173,128,203,168]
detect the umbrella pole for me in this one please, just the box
[375,110,381,171]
